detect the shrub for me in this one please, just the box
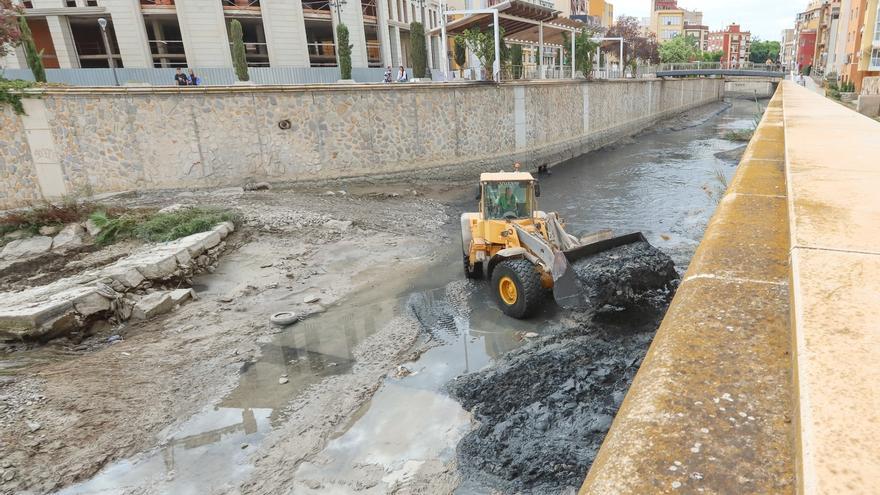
[453,37,466,76]
[337,23,352,80]
[410,22,427,78]
[229,19,249,82]
[509,44,523,79]
[89,207,240,245]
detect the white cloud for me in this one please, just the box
[607,0,804,40]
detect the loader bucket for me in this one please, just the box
[551,232,648,310]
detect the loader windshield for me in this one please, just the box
[483,181,534,220]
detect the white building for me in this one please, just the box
[3,0,444,70]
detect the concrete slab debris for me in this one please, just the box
[0,223,233,340]
[1,236,53,260]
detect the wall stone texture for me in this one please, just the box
[0,79,722,209]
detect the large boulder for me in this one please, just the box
[131,292,174,320]
[1,236,53,260]
[52,223,86,251]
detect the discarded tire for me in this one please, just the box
[269,311,298,326]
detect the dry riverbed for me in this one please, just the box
[0,185,451,494]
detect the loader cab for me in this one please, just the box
[478,172,539,221]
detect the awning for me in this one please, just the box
[429,0,584,45]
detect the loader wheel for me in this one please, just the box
[491,258,543,319]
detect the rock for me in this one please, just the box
[240,443,249,449]
[51,224,86,251]
[524,332,539,339]
[131,292,174,320]
[3,229,27,240]
[323,219,352,232]
[304,479,322,490]
[158,203,188,214]
[0,236,53,260]
[73,291,111,317]
[2,469,14,482]
[244,181,271,191]
[278,377,289,384]
[26,421,41,432]
[38,225,59,236]
[168,288,196,305]
[107,335,122,343]
[212,187,245,197]
[303,295,321,304]
[84,219,102,236]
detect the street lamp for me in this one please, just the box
[328,0,347,69]
[97,17,119,86]
[328,0,346,25]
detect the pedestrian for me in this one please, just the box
[396,65,408,83]
[188,69,201,86]
[383,65,392,83]
[174,67,189,86]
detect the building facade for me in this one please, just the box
[586,0,612,28]
[2,0,445,71]
[707,23,751,65]
[648,0,704,49]
[781,28,796,73]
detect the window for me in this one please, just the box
[660,15,679,26]
[871,48,880,69]
[482,181,535,220]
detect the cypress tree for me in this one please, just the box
[229,19,249,82]
[337,23,352,80]
[410,21,427,78]
[19,17,45,83]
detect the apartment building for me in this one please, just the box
[648,0,704,49]
[587,0,612,28]
[781,28,796,73]
[2,0,444,71]
[849,0,880,89]
[707,23,751,65]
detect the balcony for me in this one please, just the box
[140,0,175,5]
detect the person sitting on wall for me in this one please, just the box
[383,66,393,83]
[174,68,189,86]
[188,69,201,86]
[397,66,408,83]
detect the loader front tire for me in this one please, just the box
[491,258,543,319]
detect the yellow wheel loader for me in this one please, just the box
[461,169,647,319]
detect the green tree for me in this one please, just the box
[453,37,467,77]
[18,16,45,83]
[509,44,523,78]
[459,27,505,79]
[749,39,781,64]
[337,23,352,80]
[659,35,698,63]
[410,21,427,78]
[575,28,599,76]
[701,49,723,62]
[605,16,659,75]
[229,19,249,82]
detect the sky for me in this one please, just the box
[609,0,805,41]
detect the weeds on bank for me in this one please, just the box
[702,167,730,205]
[89,207,240,245]
[723,113,763,142]
[0,198,110,242]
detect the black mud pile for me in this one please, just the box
[449,323,657,494]
[571,240,679,312]
[449,241,680,493]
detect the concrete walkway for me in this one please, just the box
[782,81,880,494]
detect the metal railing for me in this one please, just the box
[658,62,783,72]
[0,66,394,86]
[221,0,260,7]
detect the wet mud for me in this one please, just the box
[449,241,679,494]
[570,240,679,313]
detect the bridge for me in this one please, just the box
[580,81,880,494]
[656,62,786,79]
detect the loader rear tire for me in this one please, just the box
[491,258,543,319]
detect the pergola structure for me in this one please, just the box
[430,0,586,82]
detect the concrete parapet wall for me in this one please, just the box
[580,85,794,493]
[0,78,722,209]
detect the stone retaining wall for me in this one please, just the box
[0,79,723,209]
